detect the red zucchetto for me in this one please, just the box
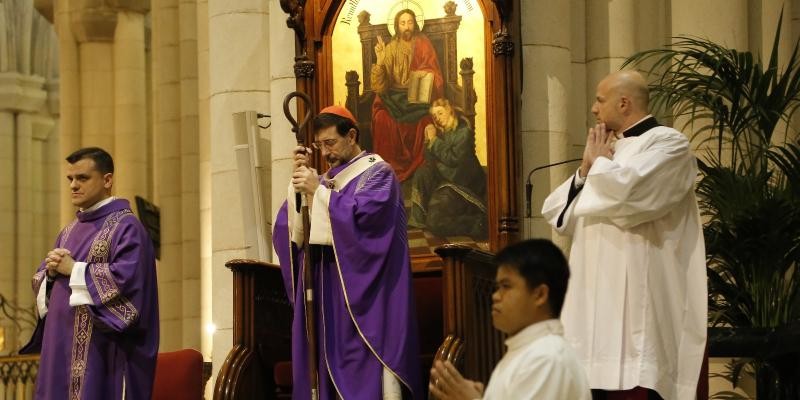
[319,105,357,125]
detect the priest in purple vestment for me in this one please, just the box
[273,105,422,399]
[21,147,159,400]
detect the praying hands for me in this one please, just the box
[429,360,484,400]
[44,248,74,277]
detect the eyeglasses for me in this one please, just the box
[311,138,340,150]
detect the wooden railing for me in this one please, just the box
[0,354,38,400]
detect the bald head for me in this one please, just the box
[602,70,650,112]
[591,70,651,134]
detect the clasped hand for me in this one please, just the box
[429,360,484,400]
[45,248,75,277]
[580,122,616,178]
[292,145,320,195]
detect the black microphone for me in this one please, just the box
[525,158,582,218]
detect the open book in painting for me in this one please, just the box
[407,70,434,104]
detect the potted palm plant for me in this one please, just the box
[623,12,800,400]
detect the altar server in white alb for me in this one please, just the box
[542,70,707,400]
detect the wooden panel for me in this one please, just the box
[435,244,503,385]
[213,259,443,398]
[213,259,291,400]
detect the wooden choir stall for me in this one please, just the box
[212,245,507,399]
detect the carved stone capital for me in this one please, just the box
[107,0,150,13]
[0,73,47,113]
[69,0,150,43]
[294,56,315,79]
[492,27,513,57]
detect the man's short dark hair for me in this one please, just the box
[65,147,115,174]
[313,113,360,142]
[494,239,570,317]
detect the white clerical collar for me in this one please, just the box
[81,196,116,212]
[323,152,383,191]
[505,318,563,351]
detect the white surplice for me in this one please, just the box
[541,119,707,400]
[483,319,591,400]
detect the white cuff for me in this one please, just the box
[382,368,402,399]
[69,262,94,306]
[573,168,586,188]
[36,276,48,317]
[309,186,333,246]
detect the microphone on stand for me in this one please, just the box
[525,158,582,218]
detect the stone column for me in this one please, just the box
[750,0,792,64]
[76,42,114,149]
[750,0,795,146]
[14,113,35,349]
[113,11,148,204]
[520,0,572,242]
[208,0,270,380]
[179,0,201,350]
[152,0,184,352]
[670,1,751,397]
[3,0,59,353]
[0,111,15,353]
[18,113,56,345]
[53,0,82,225]
[269,0,296,242]
[59,0,149,219]
[197,0,213,368]
[794,0,800,43]
[671,1,748,51]
[671,0,748,156]
[586,0,636,102]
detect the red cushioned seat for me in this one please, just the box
[151,349,204,400]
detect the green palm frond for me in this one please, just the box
[623,11,800,173]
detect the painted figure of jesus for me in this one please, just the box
[371,8,444,182]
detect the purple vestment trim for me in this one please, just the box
[89,262,139,326]
[69,306,92,400]
[68,209,131,399]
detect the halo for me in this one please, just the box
[386,0,425,37]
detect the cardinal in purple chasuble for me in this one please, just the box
[274,152,423,399]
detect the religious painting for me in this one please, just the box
[332,0,488,258]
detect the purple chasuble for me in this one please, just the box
[24,199,159,400]
[274,153,423,399]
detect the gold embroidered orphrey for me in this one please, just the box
[68,209,138,400]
